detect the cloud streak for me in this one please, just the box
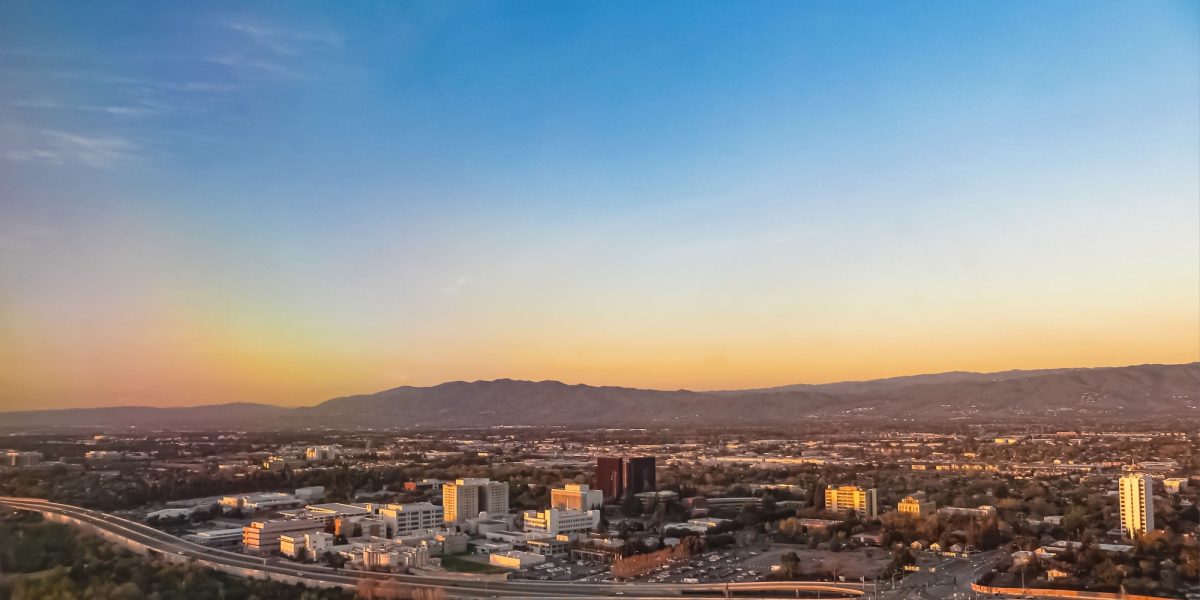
[440,276,470,295]
[3,129,150,168]
[223,20,344,56]
[9,98,166,117]
[0,14,347,170]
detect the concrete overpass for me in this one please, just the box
[1,497,870,599]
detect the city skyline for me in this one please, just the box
[2,1,1198,411]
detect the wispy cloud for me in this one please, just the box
[440,276,470,295]
[205,55,306,82]
[0,15,346,169]
[9,98,166,117]
[3,129,150,168]
[223,20,344,56]
[207,19,344,83]
[156,81,242,94]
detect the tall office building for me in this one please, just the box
[596,457,624,501]
[625,457,656,497]
[1118,473,1155,538]
[824,485,879,518]
[594,456,657,501]
[442,478,509,523]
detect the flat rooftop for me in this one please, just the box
[307,503,371,515]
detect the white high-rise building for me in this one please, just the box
[442,478,509,523]
[1118,473,1155,538]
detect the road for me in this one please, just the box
[884,551,1005,600]
[1,497,870,599]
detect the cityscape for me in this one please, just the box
[2,419,1199,598]
[1,1,1198,600]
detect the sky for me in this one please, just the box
[1,1,1198,411]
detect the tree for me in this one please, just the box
[779,551,801,579]
[1061,506,1089,539]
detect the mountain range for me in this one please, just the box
[1,362,1196,431]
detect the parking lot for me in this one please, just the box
[511,560,608,582]
[505,545,891,586]
[744,546,891,581]
[609,549,769,585]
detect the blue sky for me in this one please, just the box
[1,1,1198,408]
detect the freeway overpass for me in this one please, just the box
[1,497,869,599]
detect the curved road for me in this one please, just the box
[1,497,868,599]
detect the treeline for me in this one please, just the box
[611,536,705,579]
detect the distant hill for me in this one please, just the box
[1,363,1196,430]
[713,367,1081,396]
[0,402,290,430]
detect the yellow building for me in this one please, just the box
[897,493,935,518]
[550,483,604,511]
[824,485,878,518]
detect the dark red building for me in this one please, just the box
[594,455,656,501]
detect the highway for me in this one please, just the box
[1,497,870,599]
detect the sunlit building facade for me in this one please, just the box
[824,485,878,518]
[1118,473,1155,538]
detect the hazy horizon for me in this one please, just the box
[0,360,1196,413]
[2,1,1198,411]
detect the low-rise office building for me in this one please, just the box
[377,502,444,536]
[303,502,372,525]
[3,451,42,467]
[550,483,604,511]
[355,542,431,571]
[220,492,304,512]
[242,518,324,554]
[937,505,997,519]
[521,508,600,536]
[489,550,546,569]
[183,528,244,548]
[897,493,936,518]
[305,446,340,462]
[527,536,571,557]
[295,486,326,501]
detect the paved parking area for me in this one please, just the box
[740,545,892,580]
